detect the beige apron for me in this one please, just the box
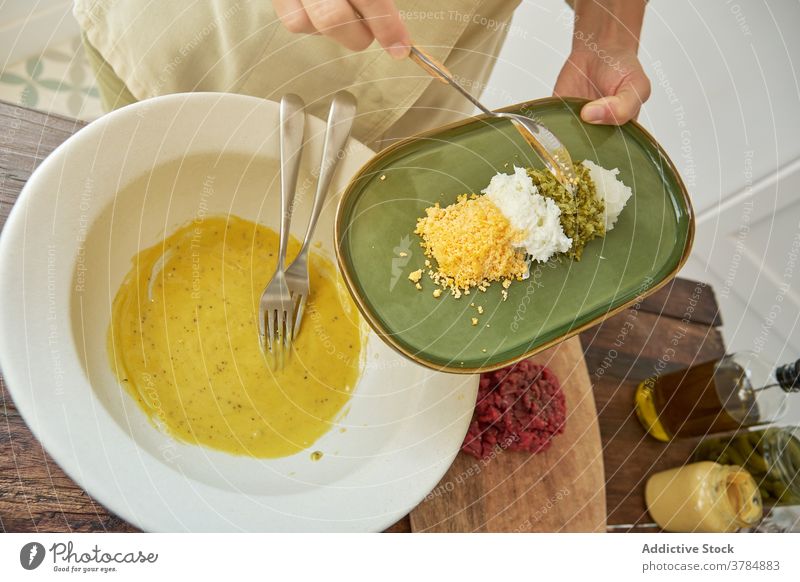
[74,0,521,148]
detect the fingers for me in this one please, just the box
[275,0,409,57]
[351,0,410,59]
[581,71,652,125]
[299,0,374,51]
[274,0,315,34]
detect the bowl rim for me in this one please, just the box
[334,96,696,374]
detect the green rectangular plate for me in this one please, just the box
[336,98,694,373]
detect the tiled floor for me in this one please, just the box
[0,36,104,121]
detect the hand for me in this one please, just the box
[554,46,651,125]
[273,0,410,58]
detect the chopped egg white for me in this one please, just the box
[581,160,633,231]
[482,166,572,263]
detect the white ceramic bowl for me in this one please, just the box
[0,93,478,531]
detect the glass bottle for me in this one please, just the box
[635,353,800,441]
[693,426,800,506]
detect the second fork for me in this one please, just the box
[285,91,357,339]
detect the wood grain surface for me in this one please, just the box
[409,336,605,532]
[0,100,725,533]
[0,103,84,226]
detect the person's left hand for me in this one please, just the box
[554,46,651,125]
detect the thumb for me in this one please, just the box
[580,73,651,125]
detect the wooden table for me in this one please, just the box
[0,101,724,533]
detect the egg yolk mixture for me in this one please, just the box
[108,216,363,458]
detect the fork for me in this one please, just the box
[408,44,579,195]
[259,94,306,363]
[285,91,357,338]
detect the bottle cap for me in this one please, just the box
[777,359,800,392]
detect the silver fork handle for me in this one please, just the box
[409,45,492,116]
[298,91,357,254]
[278,94,306,269]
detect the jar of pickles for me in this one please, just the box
[693,426,800,506]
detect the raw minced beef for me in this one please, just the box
[461,360,566,460]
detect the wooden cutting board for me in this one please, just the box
[409,336,605,532]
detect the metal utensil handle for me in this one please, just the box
[300,91,357,251]
[278,94,305,269]
[409,44,492,116]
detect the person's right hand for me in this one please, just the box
[273,0,410,58]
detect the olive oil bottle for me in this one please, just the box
[635,353,799,441]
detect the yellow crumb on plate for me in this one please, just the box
[471,317,478,326]
[408,269,423,283]
[433,289,442,298]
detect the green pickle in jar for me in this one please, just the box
[693,427,800,506]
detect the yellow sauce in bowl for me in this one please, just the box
[108,216,363,458]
